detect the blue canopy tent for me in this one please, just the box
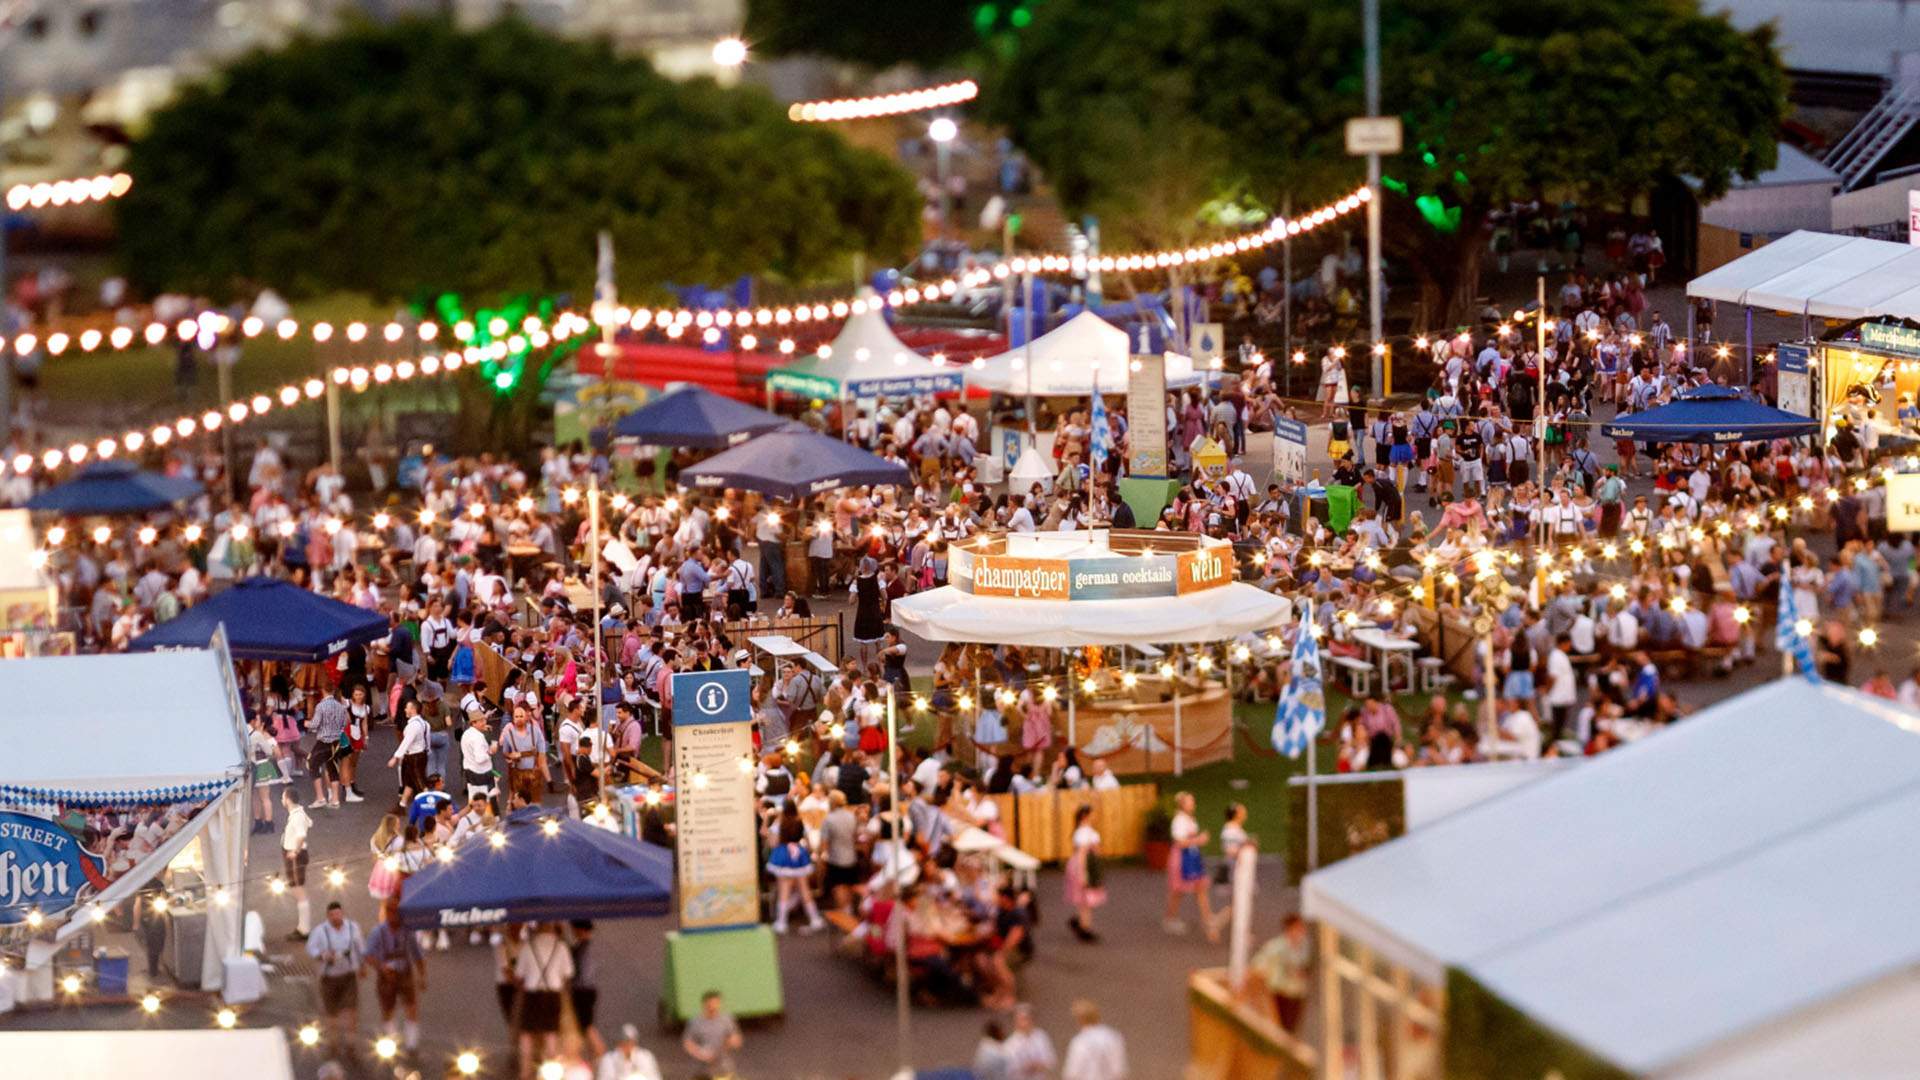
[397,808,674,929]
[22,460,203,515]
[610,385,789,449]
[127,577,388,662]
[1600,385,1819,445]
[681,423,909,500]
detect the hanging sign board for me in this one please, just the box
[670,670,760,931]
[1776,343,1812,420]
[1345,117,1403,155]
[1127,353,1169,478]
[1273,418,1309,485]
[1888,473,1920,532]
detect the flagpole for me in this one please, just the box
[1304,606,1319,874]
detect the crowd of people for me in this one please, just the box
[10,240,1915,1074]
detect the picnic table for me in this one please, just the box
[1351,626,1419,693]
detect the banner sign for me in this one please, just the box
[844,371,966,397]
[1273,419,1309,485]
[1860,322,1920,359]
[948,541,1233,601]
[669,670,760,932]
[764,370,838,401]
[1888,473,1920,533]
[1776,343,1811,420]
[1127,353,1168,478]
[0,795,216,925]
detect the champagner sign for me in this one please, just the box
[670,670,760,931]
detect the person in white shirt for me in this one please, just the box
[1487,702,1543,760]
[1007,496,1036,533]
[1062,999,1129,1080]
[597,1024,663,1080]
[1544,636,1579,744]
[390,701,432,797]
[281,791,313,938]
[1086,758,1121,791]
[307,902,365,1054]
[1603,606,1639,652]
[459,711,497,806]
[1003,1003,1057,1080]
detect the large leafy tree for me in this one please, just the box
[117,17,921,302]
[989,0,1789,323]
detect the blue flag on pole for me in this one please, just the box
[1089,374,1111,471]
[1774,585,1819,683]
[1272,606,1326,757]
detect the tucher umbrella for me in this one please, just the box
[611,384,789,449]
[680,422,908,500]
[127,576,389,663]
[397,808,674,929]
[23,460,204,515]
[1600,385,1818,445]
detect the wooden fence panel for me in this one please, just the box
[985,783,1160,864]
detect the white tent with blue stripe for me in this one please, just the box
[0,642,249,995]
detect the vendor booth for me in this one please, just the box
[967,310,1214,397]
[0,642,250,1003]
[765,290,967,406]
[893,529,1291,776]
[1293,679,1920,1079]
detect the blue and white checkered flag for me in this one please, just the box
[1089,374,1111,470]
[1774,585,1819,683]
[1272,607,1326,757]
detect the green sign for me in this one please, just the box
[1860,322,1920,359]
[765,370,839,399]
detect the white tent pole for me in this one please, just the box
[1066,655,1077,749]
[1173,649,1184,777]
[1023,271,1037,448]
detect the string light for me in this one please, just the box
[215,1008,237,1029]
[298,1025,321,1047]
[5,172,131,211]
[790,80,979,122]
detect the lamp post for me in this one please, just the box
[929,116,958,237]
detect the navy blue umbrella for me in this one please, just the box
[611,384,789,449]
[127,576,389,662]
[397,808,674,929]
[1600,385,1818,445]
[23,460,203,515]
[680,423,909,500]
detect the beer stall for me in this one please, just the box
[892,528,1292,777]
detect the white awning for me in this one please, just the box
[1303,679,1920,1075]
[890,582,1293,646]
[1688,230,1920,320]
[0,649,247,794]
[0,1029,294,1080]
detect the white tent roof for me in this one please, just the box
[1303,679,1920,1075]
[0,1029,294,1080]
[969,310,1209,395]
[1688,229,1920,320]
[891,581,1293,646]
[768,290,964,397]
[0,508,53,594]
[0,649,245,794]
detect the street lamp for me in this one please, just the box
[929,117,958,235]
[712,37,748,68]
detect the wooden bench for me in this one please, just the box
[1416,656,1455,692]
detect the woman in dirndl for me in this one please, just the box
[1019,688,1053,771]
[1064,804,1107,942]
[851,557,887,658]
[765,813,824,934]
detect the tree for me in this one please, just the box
[744,0,983,68]
[117,17,921,304]
[988,0,1789,324]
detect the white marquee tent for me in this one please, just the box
[0,1028,294,1080]
[0,644,249,993]
[1303,679,1920,1077]
[765,289,966,399]
[968,310,1212,396]
[1687,229,1920,321]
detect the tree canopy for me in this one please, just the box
[118,17,921,303]
[744,0,985,68]
[988,0,1789,321]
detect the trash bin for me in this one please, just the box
[170,910,206,989]
[94,948,129,995]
